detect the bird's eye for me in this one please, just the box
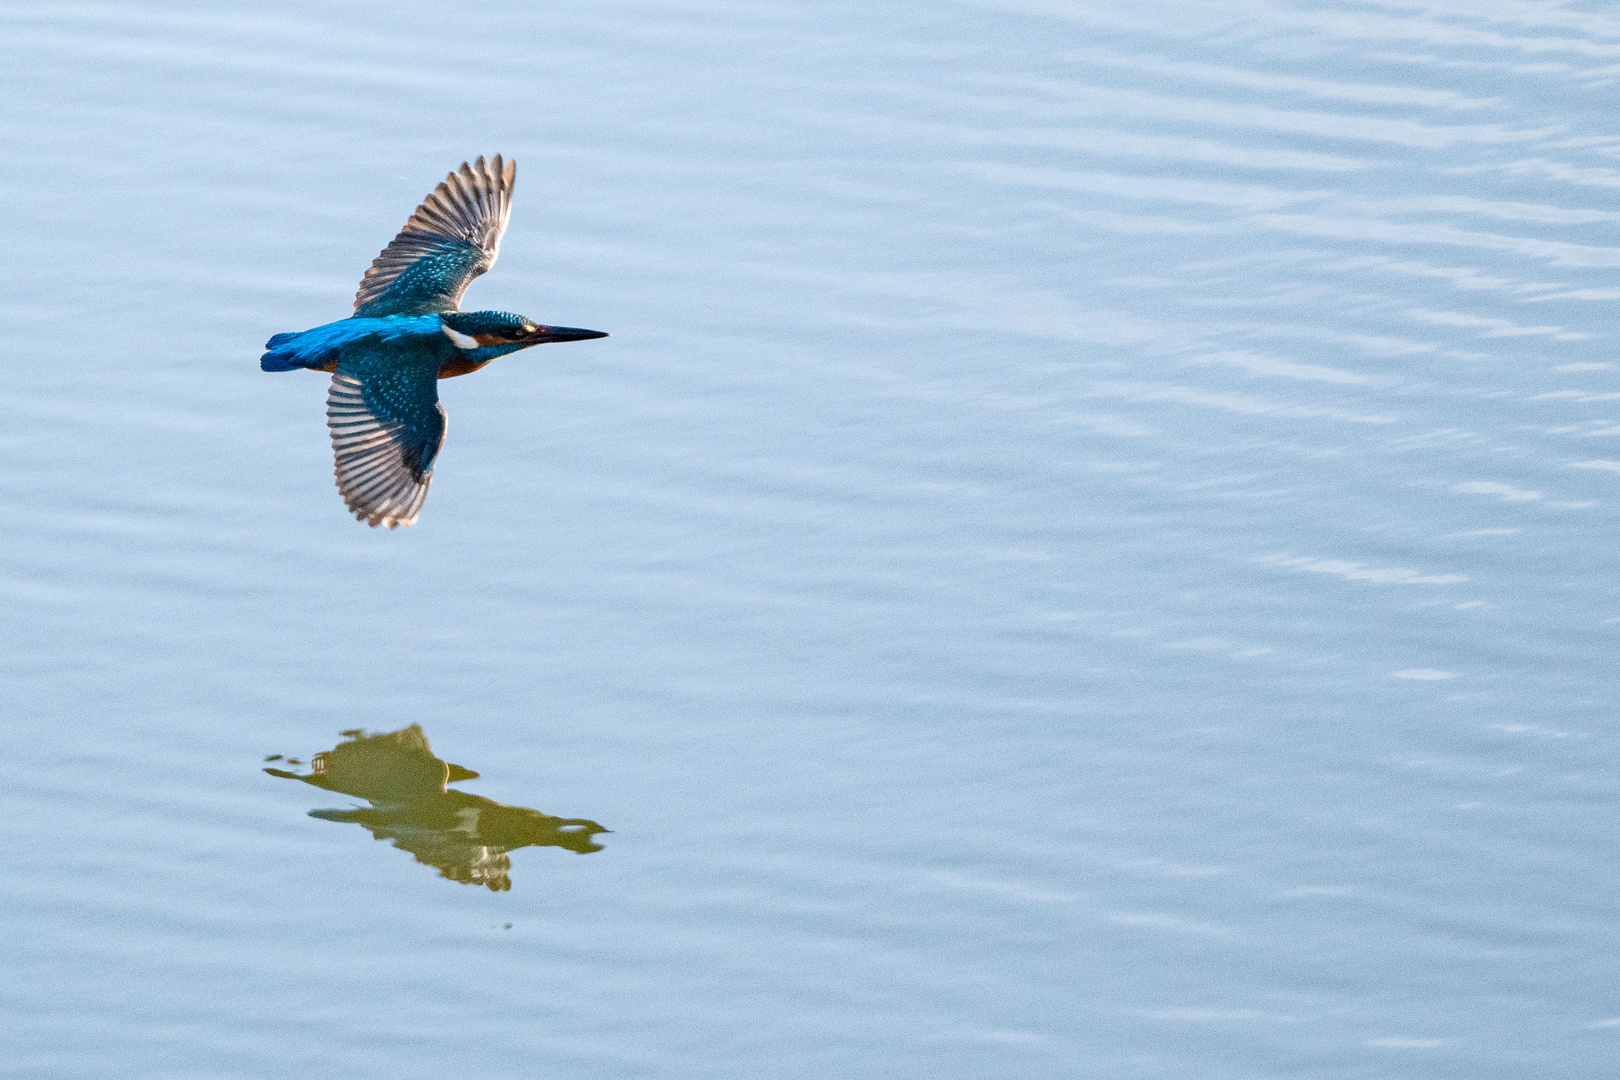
[522,324,539,335]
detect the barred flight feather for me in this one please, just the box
[353,155,515,317]
[326,373,444,528]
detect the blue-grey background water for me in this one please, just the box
[4,1,1620,1076]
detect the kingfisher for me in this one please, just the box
[261,155,607,528]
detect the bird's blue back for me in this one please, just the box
[260,315,444,372]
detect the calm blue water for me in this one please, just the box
[4,1,1620,1076]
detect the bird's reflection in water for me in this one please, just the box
[266,724,607,891]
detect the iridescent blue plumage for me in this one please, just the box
[259,157,607,528]
[261,315,443,372]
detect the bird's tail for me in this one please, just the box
[261,331,308,371]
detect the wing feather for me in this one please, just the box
[326,368,446,529]
[353,156,516,318]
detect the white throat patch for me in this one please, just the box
[441,322,480,350]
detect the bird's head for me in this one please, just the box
[440,310,608,352]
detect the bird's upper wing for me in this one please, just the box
[352,156,516,318]
[327,349,447,528]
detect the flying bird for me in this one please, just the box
[261,156,607,527]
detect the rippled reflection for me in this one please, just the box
[266,725,607,891]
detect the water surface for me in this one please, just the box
[4,1,1620,1076]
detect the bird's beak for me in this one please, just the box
[532,325,609,343]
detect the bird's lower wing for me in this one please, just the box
[327,359,446,529]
